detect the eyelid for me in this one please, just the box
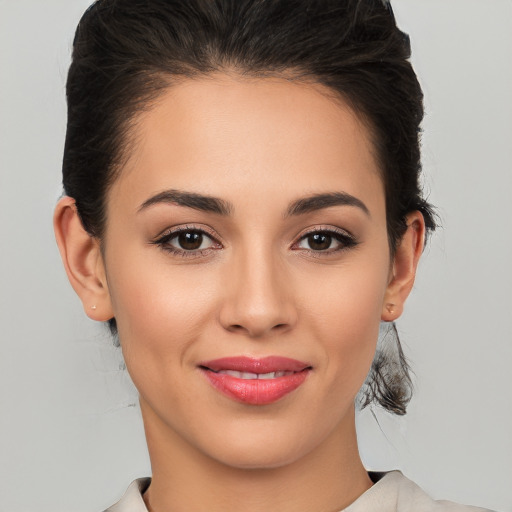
[295,225,355,240]
[153,223,222,244]
[150,224,223,258]
[291,225,358,254]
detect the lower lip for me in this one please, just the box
[201,369,310,405]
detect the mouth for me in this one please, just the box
[208,369,298,379]
[198,356,312,405]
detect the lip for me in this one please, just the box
[199,356,312,405]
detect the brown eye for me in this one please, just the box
[295,229,357,254]
[176,231,204,250]
[153,226,221,257]
[307,233,332,251]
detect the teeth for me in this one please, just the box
[219,370,259,379]
[241,372,258,379]
[216,370,294,379]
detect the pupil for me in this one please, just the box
[309,233,331,250]
[178,231,203,250]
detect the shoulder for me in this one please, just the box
[103,478,151,512]
[343,471,494,512]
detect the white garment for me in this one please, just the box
[103,471,494,512]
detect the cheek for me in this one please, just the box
[105,247,220,364]
[299,254,389,394]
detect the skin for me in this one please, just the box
[54,74,425,512]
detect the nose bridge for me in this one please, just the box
[220,241,296,337]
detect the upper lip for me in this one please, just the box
[199,356,311,373]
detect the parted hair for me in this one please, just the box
[63,0,436,415]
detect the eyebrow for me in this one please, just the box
[138,189,369,218]
[138,189,232,215]
[284,192,370,218]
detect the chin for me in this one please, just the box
[197,415,331,471]
[210,439,307,470]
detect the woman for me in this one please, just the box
[52,0,494,511]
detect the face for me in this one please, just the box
[100,75,393,469]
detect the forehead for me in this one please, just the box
[110,74,384,218]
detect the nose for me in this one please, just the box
[218,246,298,338]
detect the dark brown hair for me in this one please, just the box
[62,0,436,415]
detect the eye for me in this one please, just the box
[151,226,221,257]
[294,228,357,254]
[169,230,211,251]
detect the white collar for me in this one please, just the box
[104,471,491,512]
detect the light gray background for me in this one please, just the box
[1,1,511,511]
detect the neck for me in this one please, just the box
[141,400,372,512]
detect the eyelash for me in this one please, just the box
[151,225,221,259]
[293,226,359,257]
[151,225,358,259]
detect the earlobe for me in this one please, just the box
[53,196,114,321]
[381,211,425,322]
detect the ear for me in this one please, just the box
[53,196,114,321]
[381,211,425,322]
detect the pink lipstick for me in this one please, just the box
[199,356,311,405]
